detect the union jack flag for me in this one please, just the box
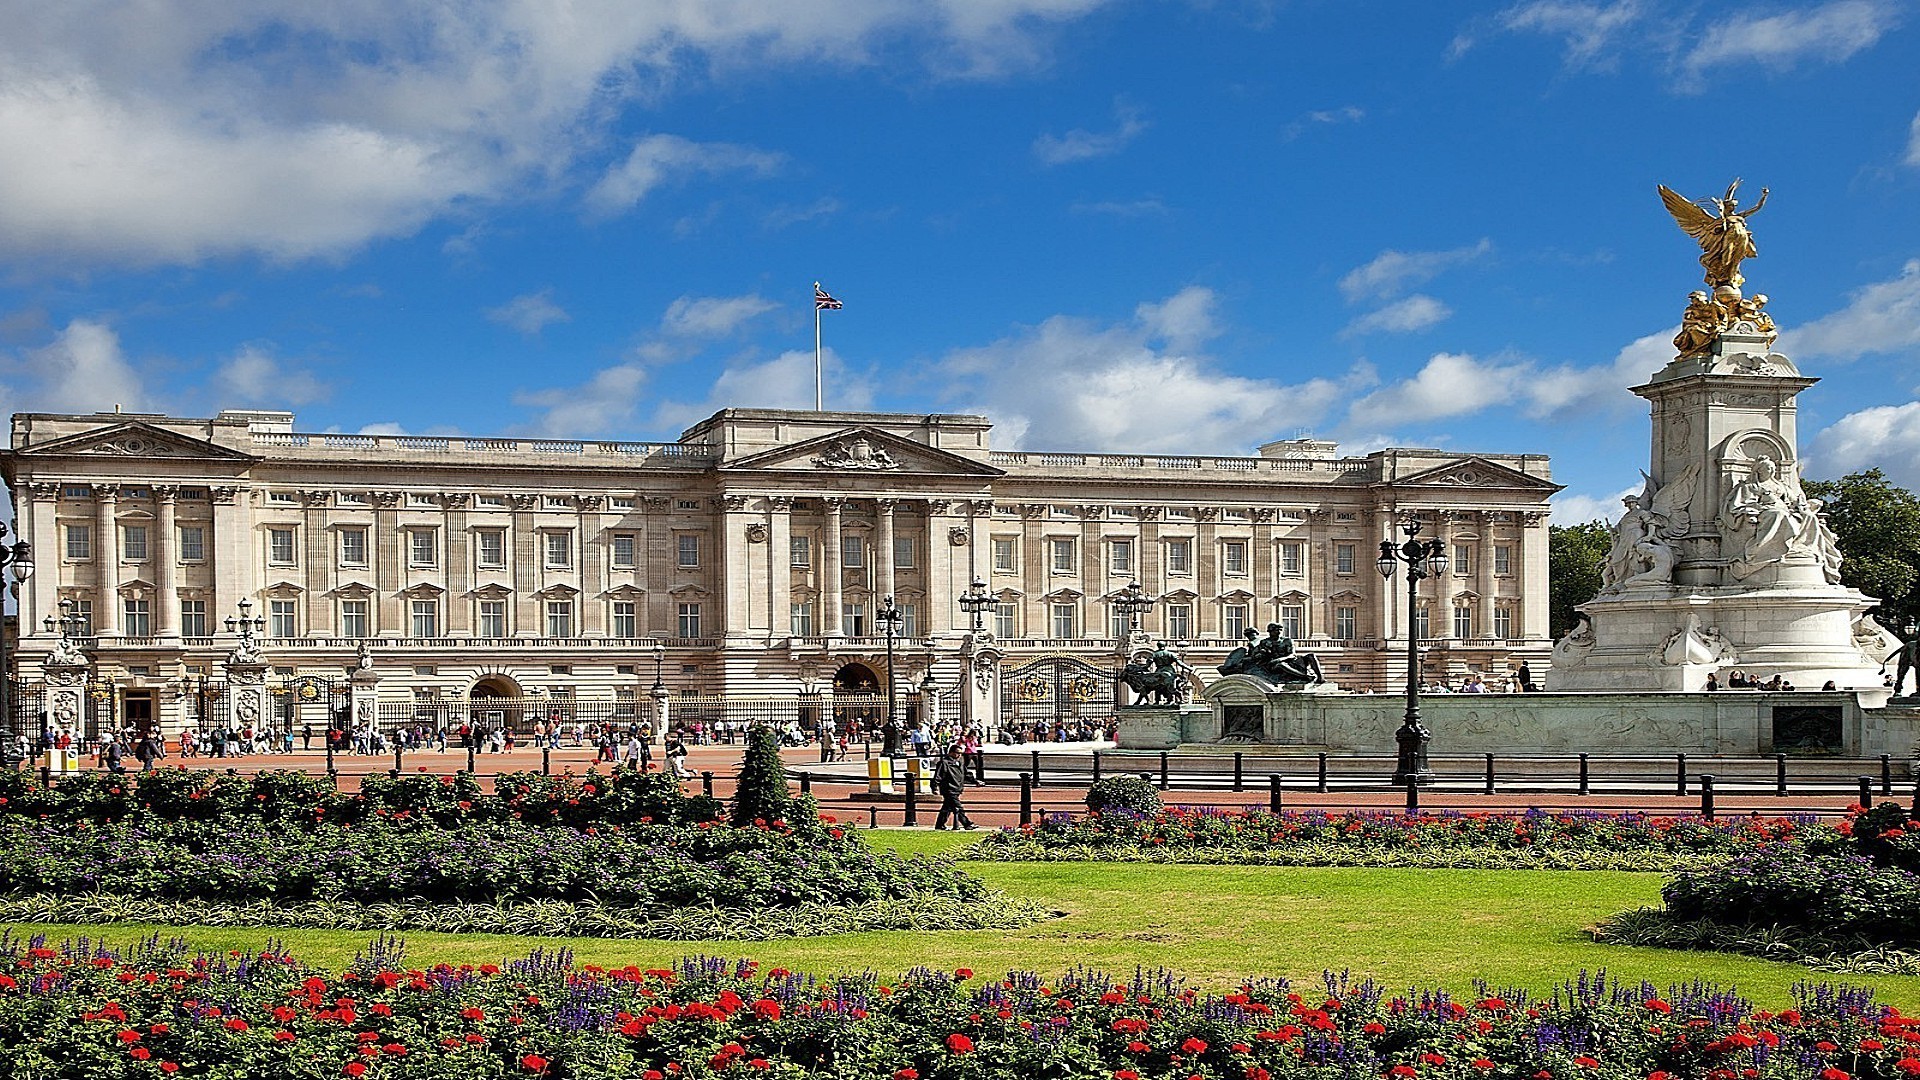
[814,285,843,310]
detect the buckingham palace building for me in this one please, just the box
[2,406,1558,737]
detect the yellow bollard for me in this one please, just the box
[866,756,895,795]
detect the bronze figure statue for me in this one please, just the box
[1119,640,1188,707]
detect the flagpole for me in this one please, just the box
[813,280,824,411]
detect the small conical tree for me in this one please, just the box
[730,722,792,827]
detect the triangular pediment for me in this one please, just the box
[330,581,376,599]
[19,421,257,463]
[721,427,1003,477]
[1390,457,1563,492]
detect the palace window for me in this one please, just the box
[122,598,151,638]
[789,601,814,637]
[992,538,1015,572]
[900,603,919,638]
[340,600,370,639]
[893,535,916,569]
[476,529,505,570]
[181,600,208,638]
[476,494,507,508]
[1165,539,1192,574]
[178,526,205,563]
[269,599,297,638]
[122,525,147,562]
[676,602,702,638]
[676,534,700,569]
[337,492,368,506]
[611,600,638,639]
[1165,603,1191,639]
[841,534,864,568]
[68,599,94,635]
[408,529,437,568]
[268,528,296,565]
[1280,541,1303,576]
[337,527,367,567]
[1050,538,1075,573]
[1335,543,1356,575]
[410,599,439,639]
[1050,603,1077,639]
[843,602,868,636]
[545,530,573,569]
[1280,604,1304,639]
[1110,608,1131,640]
[1453,604,1474,639]
[1493,606,1514,639]
[1453,544,1474,576]
[1223,603,1250,639]
[545,600,575,638]
[790,535,811,567]
[993,602,1017,638]
[64,525,90,561]
[1493,545,1513,575]
[1413,606,1431,639]
[1334,605,1357,640]
[1223,540,1248,576]
[477,601,506,639]
[1110,538,1133,574]
[610,533,636,569]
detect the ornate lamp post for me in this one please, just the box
[650,638,667,692]
[1113,579,1154,635]
[0,527,34,767]
[959,577,994,633]
[225,598,265,649]
[876,594,906,731]
[1377,514,1449,786]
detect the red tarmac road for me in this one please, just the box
[65,743,1882,827]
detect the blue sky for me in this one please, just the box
[2,1,1919,524]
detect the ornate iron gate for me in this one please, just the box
[998,655,1115,735]
[276,675,347,738]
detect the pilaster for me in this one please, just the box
[93,484,120,636]
[822,497,844,635]
[154,486,180,636]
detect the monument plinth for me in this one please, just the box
[1547,182,1886,693]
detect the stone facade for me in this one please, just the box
[2,407,1557,734]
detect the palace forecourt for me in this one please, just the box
[3,406,1554,740]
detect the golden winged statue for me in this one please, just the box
[1658,179,1769,288]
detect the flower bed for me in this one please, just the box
[974,807,1811,871]
[2,934,1914,1080]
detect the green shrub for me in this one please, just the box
[731,723,792,827]
[1085,775,1161,815]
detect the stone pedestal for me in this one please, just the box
[1114,704,1212,749]
[224,661,268,733]
[651,686,673,741]
[42,659,89,741]
[349,666,381,738]
[959,630,1002,733]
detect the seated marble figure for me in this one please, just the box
[1218,624,1325,684]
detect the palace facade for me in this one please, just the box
[2,407,1558,735]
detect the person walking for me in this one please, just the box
[932,745,975,831]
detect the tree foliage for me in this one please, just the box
[1803,468,1920,625]
[730,723,793,828]
[1548,520,1611,638]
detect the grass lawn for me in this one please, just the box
[6,828,1915,1008]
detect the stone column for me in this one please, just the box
[209,487,245,629]
[821,497,844,635]
[578,496,605,636]
[25,483,59,633]
[651,685,673,740]
[1139,507,1163,634]
[1520,511,1550,638]
[1438,511,1459,641]
[94,485,121,636]
[768,497,793,642]
[1194,510,1218,638]
[1251,510,1275,627]
[875,498,897,601]
[154,486,180,636]
[1373,506,1398,644]
[924,500,954,637]
[1477,510,1497,638]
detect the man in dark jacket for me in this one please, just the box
[933,745,975,830]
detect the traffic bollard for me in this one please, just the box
[1018,772,1033,826]
[1317,752,1329,793]
[1269,773,1283,813]
[1233,751,1244,792]
[1092,751,1102,784]
[541,747,550,775]
[904,776,918,826]
[1578,752,1590,796]
[799,773,812,796]
[1775,753,1787,798]
[394,743,403,775]
[1700,774,1716,820]
[1031,750,1041,786]
[467,741,476,774]
[1404,775,1419,814]
[1859,775,1874,809]
[1484,753,1495,795]
[702,771,714,798]
[1883,755,1894,797]
[1159,751,1169,791]
[1675,753,1687,796]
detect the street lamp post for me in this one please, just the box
[876,595,906,735]
[225,598,265,649]
[1113,579,1154,634]
[1377,514,1449,786]
[959,577,994,633]
[650,638,667,692]
[0,526,35,767]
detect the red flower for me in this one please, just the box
[1116,1072,1140,1080]
[946,1033,974,1054]
[160,1064,179,1073]
[955,969,974,980]
[1821,1071,1851,1080]
[461,1007,486,1021]
[894,1070,919,1080]
[1472,1061,1495,1071]
[117,1030,141,1043]
[522,1054,550,1072]
[1182,1037,1209,1055]
[1574,1057,1600,1069]
[753,999,782,1021]
[130,1048,151,1060]
[344,1065,368,1078]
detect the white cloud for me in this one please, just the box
[1343,329,1668,433]
[1339,239,1491,301]
[486,290,571,336]
[1523,329,1670,417]
[1342,294,1452,337]
[512,363,650,438]
[1282,104,1364,140]
[1551,485,1638,526]
[0,2,1114,266]
[1813,401,1920,488]
[1032,100,1148,166]
[1495,1,1645,69]
[214,345,330,407]
[11,319,147,414]
[357,422,409,436]
[1684,0,1896,76]
[583,135,783,218]
[1346,352,1525,431]
[1779,259,1920,361]
[652,348,875,432]
[935,287,1370,454]
[1069,198,1167,217]
[1908,111,1920,167]
[661,294,778,338]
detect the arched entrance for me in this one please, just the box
[830,662,885,733]
[469,676,523,734]
[832,663,880,693]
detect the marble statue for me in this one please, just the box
[1658,179,1769,289]
[1120,641,1188,706]
[1720,457,1843,583]
[47,634,88,668]
[1600,463,1699,590]
[228,634,265,667]
[1658,614,1738,667]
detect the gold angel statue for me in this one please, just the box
[1658,179,1769,288]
